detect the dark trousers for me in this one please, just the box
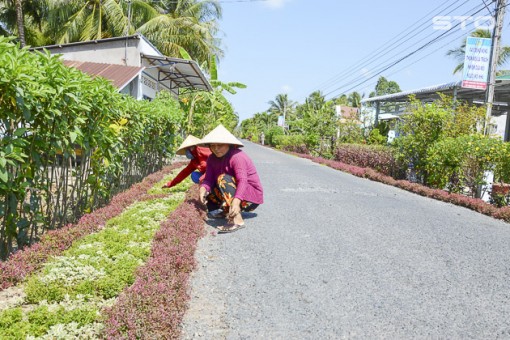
[206,174,259,213]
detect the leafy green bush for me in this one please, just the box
[392,94,486,185]
[273,135,309,153]
[265,126,285,146]
[0,37,184,259]
[493,141,510,183]
[367,128,387,145]
[426,134,502,195]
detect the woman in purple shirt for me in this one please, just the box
[199,125,264,233]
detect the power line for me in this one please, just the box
[321,2,490,97]
[324,3,490,98]
[322,1,488,95]
[352,26,481,97]
[310,0,468,93]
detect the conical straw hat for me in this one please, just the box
[202,124,244,146]
[200,124,244,147]
[176,135,202,155]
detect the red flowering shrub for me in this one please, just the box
[0,162,187,291]
[335,143,406,179]
[103,188,206,339]
[290,151,510,224]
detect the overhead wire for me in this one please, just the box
[319,1,493,97]
[310,0,468,93]
[353,25,484,97]
[322,2,493,98]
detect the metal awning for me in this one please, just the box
[63,60,143,90]
[141,54,212,92]
[361,78,510,106]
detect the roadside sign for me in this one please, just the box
[461,37,492,90]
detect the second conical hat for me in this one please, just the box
[176,135,202,155]
[200,124,244,147]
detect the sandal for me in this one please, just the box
[217,223,245,234]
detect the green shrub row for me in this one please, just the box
[0,37,184,259]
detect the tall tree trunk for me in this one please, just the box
[15,0,25,47]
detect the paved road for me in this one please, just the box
[181,141,510,339]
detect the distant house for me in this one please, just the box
[361,78,510,141]
[335,105,360,123]
[31,34,212,100]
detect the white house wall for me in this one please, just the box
[46,36,161,67]
[49,39,139,66]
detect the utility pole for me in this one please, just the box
[282,101,286,133]
[485,0,506,135]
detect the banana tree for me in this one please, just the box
[179,50,245,135]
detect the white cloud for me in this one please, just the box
[263,0,291,9]
[281,85,292,93]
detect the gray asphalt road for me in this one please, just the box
[181,141,510,339]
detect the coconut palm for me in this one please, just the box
[268,93,294,118]
[347,92,360,108]
[45,0,128,43]
[14,0,24,46]
[0,0,48,46]
[137,0,223,66]
[447,29,510,74]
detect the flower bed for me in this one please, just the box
[291,152,510,223]
[0,162,186,291]
[0,166,206,338]
[103,190,206,339]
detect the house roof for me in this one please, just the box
[141,54,213,92]
[361,75,510,106]
[338,106,359,119]
[63,60,143,90]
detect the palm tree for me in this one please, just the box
[447,29,510,74]
[137,0,223,67]
[14,0,24,46]
[268,93,295,131]
[45,0,128,43]
[0,0,47,46]
[347,91,363,108]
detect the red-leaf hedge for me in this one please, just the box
[291,152,510,223]
[103,188,206,339]
[0,162,187,291]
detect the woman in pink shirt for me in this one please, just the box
[199,125,264,233]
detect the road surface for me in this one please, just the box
[181,141,510,339]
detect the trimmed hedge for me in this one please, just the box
[292,152,510,223]
[334,143,406,179]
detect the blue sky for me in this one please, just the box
[216,0,510,122]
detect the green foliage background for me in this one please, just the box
[0,37,183,259]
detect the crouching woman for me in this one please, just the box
[199,125,264,233]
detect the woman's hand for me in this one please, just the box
[228,198,241,218]
[161,182,172,189]
[199,187,209,205]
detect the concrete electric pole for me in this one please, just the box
[485,0,506,135]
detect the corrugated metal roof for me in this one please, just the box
[63,60,143,90]
[141,54,212,91]
[361,81,461,103]
[362,75,510,104]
